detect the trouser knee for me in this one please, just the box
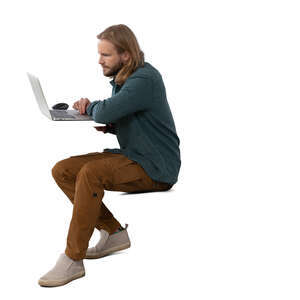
[51,160,67,181]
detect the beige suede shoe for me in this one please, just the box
[38,253,85,287]
[85,224,131,259]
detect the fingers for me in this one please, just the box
[74,98,90,114]
[94,126,106,132]
[73,101,79,110]
[79,98,84,114]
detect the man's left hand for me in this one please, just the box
[73,98,91,114]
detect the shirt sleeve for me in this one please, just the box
[86,76,152,123]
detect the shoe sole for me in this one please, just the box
[38,270,85,287]
[85,242,131,259]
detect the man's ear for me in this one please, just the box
[121,51,130,63]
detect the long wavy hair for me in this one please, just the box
[97,24,145,86]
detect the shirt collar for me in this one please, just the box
[109,77,116,87]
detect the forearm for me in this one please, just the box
[85,76,152,123]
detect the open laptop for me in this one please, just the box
[27,72,93,121]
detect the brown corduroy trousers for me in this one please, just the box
[51,151,172,261]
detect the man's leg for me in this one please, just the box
[38,152,124,287]
[51,152,122,236]
[53,152,171,261]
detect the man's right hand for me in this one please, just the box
[73,98,91,115]
[94,123,114,134]
[94,126,107,133]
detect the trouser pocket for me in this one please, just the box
[111,157,154,192]
[112,160,143,184]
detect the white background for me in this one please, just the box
[0,0,300,298]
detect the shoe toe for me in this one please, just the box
[38,254,85,286]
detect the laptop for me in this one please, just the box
[27,72,93,121]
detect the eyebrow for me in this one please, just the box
[98,52,110,55]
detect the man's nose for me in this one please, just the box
[99,57,104,65]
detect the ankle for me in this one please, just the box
[112,226,124,234]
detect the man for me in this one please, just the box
[38,24,181,287]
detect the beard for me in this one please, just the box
[103,60,124,78]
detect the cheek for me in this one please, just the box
[110,57,119,66]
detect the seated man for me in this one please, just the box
[38,23,181,287]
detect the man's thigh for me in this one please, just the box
[83,153,155,193]
[104,155,173,193]
[54,152,171,193]
[52,152,116,180]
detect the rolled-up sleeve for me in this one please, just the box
[86,76,152,123]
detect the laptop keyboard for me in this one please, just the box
[52,111,75,119]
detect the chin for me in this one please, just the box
[103,68,110,74]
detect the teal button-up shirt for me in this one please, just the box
[86,62,181,184]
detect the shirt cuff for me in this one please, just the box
[86,100,100,116]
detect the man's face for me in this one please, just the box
[97,39,128,78]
